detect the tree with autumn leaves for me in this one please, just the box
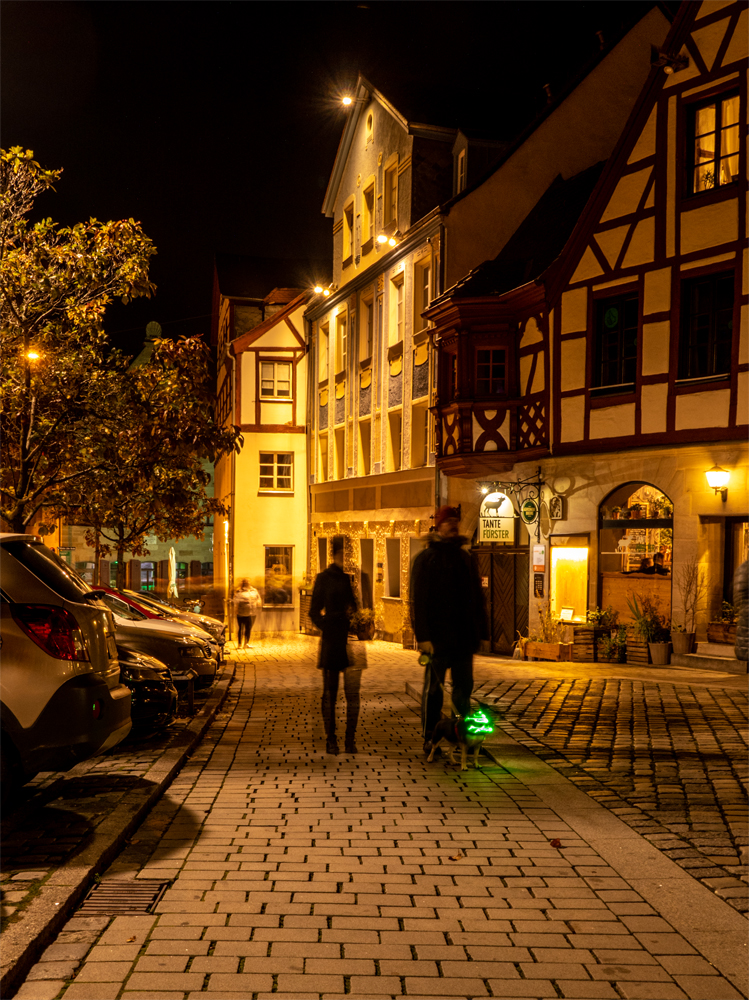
[0,147,241,573]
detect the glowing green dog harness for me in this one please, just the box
[464,709,494,735]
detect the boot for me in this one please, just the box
[345,730,358,753]
[326,737,340,755]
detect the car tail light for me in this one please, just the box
[11,604,90,661]
[92,699,102,719]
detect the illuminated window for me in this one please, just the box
[385,537,401,597]
[334,427,345,479]
[260,361,292,398]
[414,259,431,334]
[475,348,506,395]
[410,402,428,468]
[358,419,371,475]
[319,322,329,381]
[390,274,404,345]
[550,544,589,623]
[679,271,733,379]
[318,434,328,482]
[335,313,347,373]
[387,410,402,472]
[264,545,293,607]
[457,149,467,193]
[360,292,374,359]
[384,162,398,226]
[259,452,293,492]
[689,92,739,194]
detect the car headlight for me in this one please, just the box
[180,645,202,657]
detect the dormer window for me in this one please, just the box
[457,149,467,193]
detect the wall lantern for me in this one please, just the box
[705,465,730,502]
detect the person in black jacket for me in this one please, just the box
[309,535,361,755]
[410,506,489,754]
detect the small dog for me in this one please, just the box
[427,709,494,770]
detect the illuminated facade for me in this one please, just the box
[430,1,748,653]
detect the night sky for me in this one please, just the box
[3,0,671,357]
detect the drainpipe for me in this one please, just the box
[305,309,315,581]
[433,221,447,513]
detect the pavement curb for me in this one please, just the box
[0,658,237,999]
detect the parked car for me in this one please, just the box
[118,647,177,730]
[0,534,132,795]
[127,590,227,657]
[99,586,222,662]
[100,590,217,687]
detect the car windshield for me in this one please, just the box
[1,540,91,603]
[102,593,146,621]
[124,591,175,615]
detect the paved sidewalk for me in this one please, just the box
[12,637,748,1000]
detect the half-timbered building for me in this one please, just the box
[430,0,748,660]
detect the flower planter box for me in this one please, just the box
[648,641,671,666]
[707,623,737,644]
[626,632,650,665]
[671,631,696,655]
[523,641,573,662]
[572,626,611,663]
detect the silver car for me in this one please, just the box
[124,590,227,657]
[0,534,132,792]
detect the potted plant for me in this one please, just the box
[573,606,619,662]
[707,602,738,644]
[610,506,621,520]
[598,626,627,663]
[672,556,706,654]
[523,602,573,662]
[627,593,671,665]
[351,607,375,641]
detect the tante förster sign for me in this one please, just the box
[479,492,515,544]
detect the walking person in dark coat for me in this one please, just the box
[410,505,489,754]
[309,535,362,755]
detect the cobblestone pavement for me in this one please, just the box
[12,637,746,1000]
[473,669,748,914]
[1,680,222,933]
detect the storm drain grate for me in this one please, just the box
[77,879,170,915]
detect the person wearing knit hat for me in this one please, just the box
[410,505,488,755]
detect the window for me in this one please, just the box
[259,452,293,492]
[335,313,347,373]
[384,162,398,226]
[391,274,404,345]
[318,434,328,482]
[264,545,293,607]
[376,293,383,349]
[359,538,374,608]
[317,536,328,573]
[414,259,431,334]
[449,353,458,399]
[319,323,329,381]
[457,149,467,193]
[689,93,739,194]
[679,271,733,379]
[550,543,589,623]
[362,184,375,247]
[594,294,638,391]
[387,410,402,472]
[385,537,401,598]
[260,361,292,398]
[358,419,371,475]
[411,403,428,468]
[343,201,354,262]
[475,348,506,395]
[334,427,345,479]
[360,293,374,359]
[365,112,374,144]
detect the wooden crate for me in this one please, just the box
[626,631,650,665]
[572,626,610,662]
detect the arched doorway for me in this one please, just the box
[599,483,673,622]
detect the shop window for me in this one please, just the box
[599,484,673,624]
[141,561,156,591]
[385,537,401,598]
[594,294,638,393]
[550,543,589,623]
[260,361,291,398]
[678,271,733,380]
[689,92,739,195]
[259,452,293,492]
[264,545,293,607]
[384,162,398,226]
[476,348,506,396]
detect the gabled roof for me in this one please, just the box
[321,74,456,218]
[433,161,605,304]
[231,290,310,355]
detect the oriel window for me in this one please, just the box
[690,93,739,194]
[594,294,638,391]
[475,348,506,395]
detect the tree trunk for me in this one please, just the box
[116,524,126,591]
[93,532,102,586]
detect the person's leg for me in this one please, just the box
[422,652,447,746]
[321,669,340,753]
[450,652,474,719]
[237,616,248,647]
[343,667,362,752]
[246,615,255,645]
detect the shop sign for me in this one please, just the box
[520,498,539,525]
[479,492,515,544]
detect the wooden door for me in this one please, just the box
[473,549,529,655]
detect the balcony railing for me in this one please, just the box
[434,395,548,473]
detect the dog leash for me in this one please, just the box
[418,651,496,721]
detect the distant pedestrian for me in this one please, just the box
[410,506,488,754]
[309,536,362,755]
[233,579,260,648]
